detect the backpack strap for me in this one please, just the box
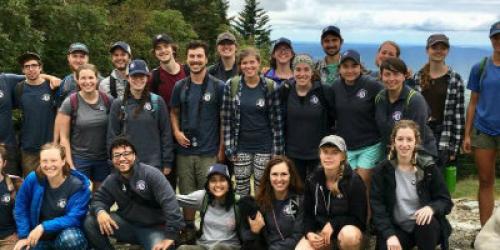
[98,91,112,114]
[15,81,25,108]
[150,93,160,116]
[403,89,416,114]
[478,56,489,91]
[230,75,241,98]
[109,76,118,98]
[197,193,210,237]
[375,89,385,104]
[69,92,79,127]
[264,77,275,94]
[150,67,161,94]
[5,175,22,201]
[119,97,127,136]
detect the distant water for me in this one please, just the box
[293,42,492,83]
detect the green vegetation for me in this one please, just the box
[453,177,500,199]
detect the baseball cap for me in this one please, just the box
[128,59,149,76]
[272,37,293,52]
[68,42,89,54]
[216,31,237,45]
[152,34,173,47]
[18,52,42,65]
[340,49,361,65]
[206,163,230,180]
[110,41,132,55]
[426,34,450,48]
[319,135,347,152]
[490,21,500,38]
[321,25,342,40]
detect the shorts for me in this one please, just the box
[177,154,217,194]
[347,142,384,169]
[72,156,111,182]
[472,127,500,150]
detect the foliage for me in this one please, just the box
[232,0,271,48]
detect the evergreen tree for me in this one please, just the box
[232,0,271,48]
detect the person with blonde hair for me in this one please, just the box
[371,120,453,250]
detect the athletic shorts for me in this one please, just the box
[347,142,384,169]
[472,127,500,150]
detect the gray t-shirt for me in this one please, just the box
[393,167,420,232]
[99,70,127,99]
[59,93,112,160]
[176,190,240,247]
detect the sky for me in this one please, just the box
[228,0,500,46]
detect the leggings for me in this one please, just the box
[233,153,271,196]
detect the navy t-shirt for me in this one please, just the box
[170,76,224,155]
[238,83,273,153]
[17,81,56,152]
[0,180,16,239]
[40,175,82,239]
[0,74,24,146]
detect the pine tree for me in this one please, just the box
[232,0,271,48]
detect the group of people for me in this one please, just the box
[0,19,498,250]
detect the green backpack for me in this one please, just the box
[229,75,275,98]
[375,88,417,115]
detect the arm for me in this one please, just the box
[463,93,478,154]
[41,181,91,233]
[169,107,189,148]
[268,197,305,250]
[14,174,35,238]
[271,84,284,155]
[303,180,318,235]
[330,175,367,232]
[158,98,174,170]
[217,81,225,162]
[90,178,116,216]
[40,74,61,90]
[451,74,466,156]
[221,82,235,159]
[176,190,205,209]
[370,165,397,241]
[57,113,74,168]
[106,100,122,151]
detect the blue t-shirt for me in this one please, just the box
[0,74,24,146]
[467,59,500,135]
[170,77,224,155]
[18,81,56,152]
[0,179,16,239]
[238,82,273,153]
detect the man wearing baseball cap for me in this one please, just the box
[315,25,344,86]
[100,41,132,99]
[208,31,238,82]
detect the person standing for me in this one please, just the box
[209,31,239,82]
[315,25,343,86]
[265,38,295,85]
[100,41,132,99]
[170,40,225,244]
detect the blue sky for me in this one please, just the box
[228,0,500,46]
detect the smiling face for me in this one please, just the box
[269,162,290,194]
[321,34,342,56]
[208,174,229,199]
[77,69,98,93]
[187,47,208,74]
[240,55,260,78]
[40,148,65,180]
[67,52,89,72]
[217,40,236,59]
[272,44,293,65]
[22,59,42,81]
[427,43,449,63]
[492,34,500,53]
[154,42,174,64]
[293,63,313,86]
[319,146,345,171]
[381,69,405,92]
[111,49,131,71]
[111,146,136,175]
[393,127,417,159]
[376,43,398,66]
[128,74,148,93]
[339,59,361,83]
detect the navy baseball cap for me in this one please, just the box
[206,163,230,180]
[340,49,361,64]
[68,42,89,54]
[153,34,173,47]
[128,59,149,76]
[110,41,132,55]
[321,25,342,40]
[272,37,293,52]
[490,21,500,38]
[18,52,42,65]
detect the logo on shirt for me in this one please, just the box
[122,184,127,192]
[256,98,265,108]
[357,89,367,99]
[98,105,106,111]
[310,95,319,105]
[41,94,51,102]
[57,199,67,209]
[1,194,11,204]
[144,102,152,111]
[392,111,402,121]
[283,202,298,217]
[203,92,212,102]
[136,180,146,191]
[0,90,4,99]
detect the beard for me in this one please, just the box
[324,47,340,57]
[189,64,206,74]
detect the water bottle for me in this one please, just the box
[444,165,457,193]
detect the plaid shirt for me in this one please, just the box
[314,56,340,86]
[221,76,284,158]
[413,68,465,155]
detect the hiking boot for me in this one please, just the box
[177,226,197,245]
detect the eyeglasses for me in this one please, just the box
[23,64,40,70]
[112,151,134,159]
[276,48,292,53]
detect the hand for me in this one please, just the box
[49,77,62,90]
[26,225,44,248]
[248,211,265,234]
[14,239,30,250]
[449,154,456,162]
[320,222,334,246]
[97,211,119,236]
[462,135,472,154]
[152,239,174,250]
[414,206,434,225]
[306,232,325,249]
[387,235,402,250]
[163,167,172,176]
[174,131,190,148]
[217,149,225,163]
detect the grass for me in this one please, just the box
[452,177,500,199]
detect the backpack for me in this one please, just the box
[119,93,160,135]
[229,75,275,99]
[68,91,111,127]
[109,76,118,98]
[375,88,417,115]
[478,56,489,91]
[198,193,241,238]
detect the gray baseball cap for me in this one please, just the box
[68,42,89,54]
[319,135,347,152]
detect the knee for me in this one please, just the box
[56,228,88,249]
[478,176,495,187]
[338,225,363,248]
[83,214,97,232]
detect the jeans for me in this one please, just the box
[84,213,173,250]
[72,156,111,182]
